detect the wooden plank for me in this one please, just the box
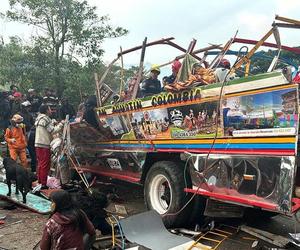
[132,37,147,99]
[240,225,290,248]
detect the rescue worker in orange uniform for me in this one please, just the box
[5,114,28,168]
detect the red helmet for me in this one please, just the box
[13,92,22,98]
[172,59,182,73]
[219,58,231,69]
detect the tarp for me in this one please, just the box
[0,182,51,214]
[120,210,204,250]
[176,54,198,82]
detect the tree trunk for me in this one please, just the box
[54,45,64,98]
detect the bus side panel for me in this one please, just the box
[187,154,296,213]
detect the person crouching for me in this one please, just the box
[4,114,28,168]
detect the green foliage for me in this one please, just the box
[5,0,128,96]
[241,48,300,76]
[0,36,139,107]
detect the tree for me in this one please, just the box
[6,0,128,96]
[0,36,139,108]
[243,48,300,76]
[0,36,32,90]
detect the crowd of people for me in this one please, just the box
[0,85,77,175]
[0,85,107,249]
[0,57,241,249]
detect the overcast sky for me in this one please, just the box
[0,0,300,72]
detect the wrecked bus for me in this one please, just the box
[69,16,300,227]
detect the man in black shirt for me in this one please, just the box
[0,91,11,141]
[59,98,76,120]
[139,65,161,97]
[83,95,98,128]
[19,101,34,132]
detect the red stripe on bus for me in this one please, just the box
[184,188,277,210]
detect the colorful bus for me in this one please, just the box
[69,17,300,227]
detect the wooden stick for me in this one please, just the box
[240,225,290,248]
[132,37,147,99]
[275,15,300,26]
[119,46,125,96]
[231,28,274,73]
[97,57,120,107]
[117,37,174,57]
[94,73,101,107]
[209,30,238,69]
[144,44,222,74]
[274,22,300,29]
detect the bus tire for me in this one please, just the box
[144,161,193,228]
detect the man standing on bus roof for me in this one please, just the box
[139,65,162,97]
[214,58,237,83]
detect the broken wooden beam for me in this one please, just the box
[240,225,290,248]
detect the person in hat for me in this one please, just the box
[27,88,42,116]
[139,64,162,97]
[40,190,95,250]
[4,114,28,168]
[214,58,237,83]
[11,91,23,115]
[19,101,34,132]
[163,59,182,86]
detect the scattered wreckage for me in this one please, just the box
[63,15,300,228]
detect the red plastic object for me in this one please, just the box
[292,198,300,213]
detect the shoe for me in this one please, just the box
[41,185,49,190]
[32,184,42,193]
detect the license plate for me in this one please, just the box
[107,158,122,170]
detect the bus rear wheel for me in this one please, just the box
[144,161,197,228]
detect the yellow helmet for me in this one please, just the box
[12,114,23,123]
[150,64,160,74]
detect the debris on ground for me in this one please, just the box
[240,225,291,248]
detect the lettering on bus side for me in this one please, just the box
[112,99,143,114]
[98,108,107,115]
[152,88,201,107]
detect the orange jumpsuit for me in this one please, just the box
[5,126,28,168]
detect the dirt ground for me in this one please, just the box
[0,204,47,249]
[0,181,145,250]
[0,181,299,250]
